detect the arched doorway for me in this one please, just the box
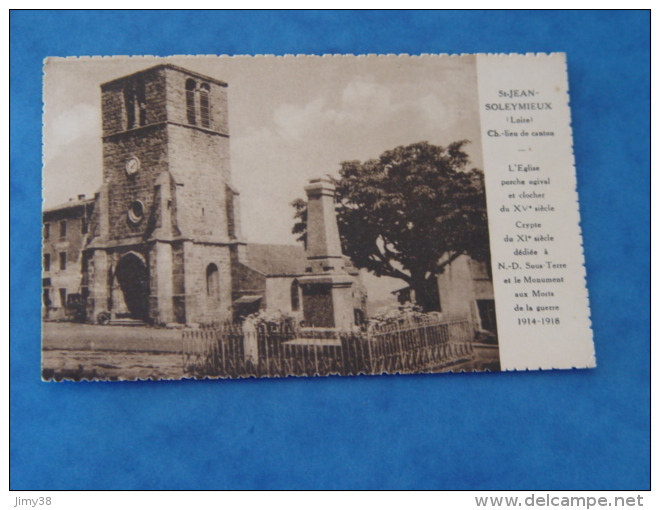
[115,253,150,321]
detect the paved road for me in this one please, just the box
[41,322,186,381]
[42,322,182,353]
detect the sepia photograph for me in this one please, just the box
[42,55,500,381]
[13,10,648,494]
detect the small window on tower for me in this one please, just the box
[186,79,197,125]
[135,79,147,127]
[59,220,67,238]
[43,253,51,272]
[200,83,210,128]
[124,81,147,129]
[124,85,136,129]
[127,200,145,224]
[206,263,220,300]
[59,252,67,271]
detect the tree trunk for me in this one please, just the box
[410,275,441,313]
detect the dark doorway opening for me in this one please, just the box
[115,253,150,321]
[477,299,497,333]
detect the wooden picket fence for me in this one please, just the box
[346,316,474,375]
[182,316,473,378]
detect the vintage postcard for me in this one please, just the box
[41,54,594,381]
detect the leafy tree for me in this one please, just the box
[292,141,491,312]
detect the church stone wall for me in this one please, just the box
[172,242,186,323]
[182,242,233,325]
[103,125,169,242]
[264,277,303,317]
[167,125,231,241]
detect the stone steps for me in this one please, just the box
[108,318,148,327]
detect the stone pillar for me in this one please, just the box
[110,258,128,315]
[97,184,110,240]
[87,250,109,323]
[331,282,354,330]
[242,318,259,363]
[299,179,354,331]
[304,179,344,272]
[153,242,174,324]
[149,172,176,324]
[153,171,174,239]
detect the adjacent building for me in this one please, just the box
[393,255,496,334]
[41,195,94,320]
[42,195,95,320]
[436,255,496,333]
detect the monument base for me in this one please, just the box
[299,273,354,330]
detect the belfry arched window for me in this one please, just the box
[186,79,197,125]
[124,80,147,130]
[199,83,210,128]
[206,263,220,300]
[124,86,135,128]
[291,279,300,312]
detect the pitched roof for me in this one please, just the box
[242,243,360,278]
[101,64,228,88]
[243,243,307,277]
[43,197,95,215]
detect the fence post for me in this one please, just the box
[181,332,187,372]
[366,335,374,374]
[242,319,259,365]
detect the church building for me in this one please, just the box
[82,64,243,325]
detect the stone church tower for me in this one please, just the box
[84,64,243,325]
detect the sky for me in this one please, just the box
[43,55,483,301]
